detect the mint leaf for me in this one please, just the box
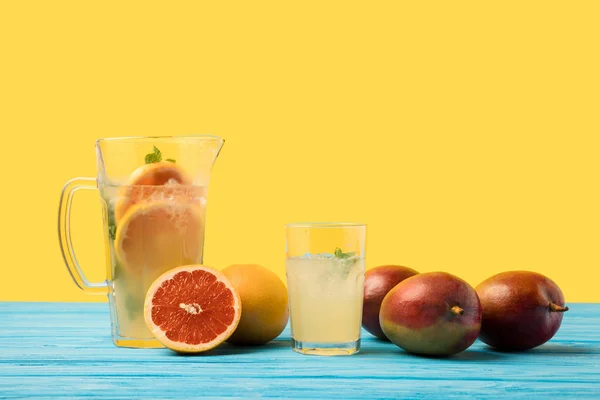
[125,294,142,320]
[166,158,176,163]
[334,247,356,259]
[108,224,116,240]
[107,206,117,240]
[334,247,360,277]
[144,146,162,164]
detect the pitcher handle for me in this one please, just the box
[58,177,109,295]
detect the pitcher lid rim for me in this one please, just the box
[95,134,224,144]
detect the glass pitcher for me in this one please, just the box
[58,136,224,348]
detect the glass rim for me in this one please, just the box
[285,222,366,228]
[95,134,224,145]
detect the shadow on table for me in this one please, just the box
[486,343,600,356]
[448,350,506,362]
[165,340,291,357]
[358,346,506,361]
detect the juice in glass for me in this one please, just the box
[286,254,365,344]
[285,223,367,355]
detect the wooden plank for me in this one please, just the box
[0,302,598,399]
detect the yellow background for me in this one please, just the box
[1,1,599,303]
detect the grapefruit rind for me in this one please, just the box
[222,264,289,345]
[144,265,242,353]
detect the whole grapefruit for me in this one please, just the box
[222,264,289,345]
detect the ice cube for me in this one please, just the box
[165,178,180,186]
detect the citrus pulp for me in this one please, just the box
[144,265,242,352]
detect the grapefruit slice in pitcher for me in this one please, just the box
[114,161,201,222]
[144,266,242,353]
[114,201,203,275]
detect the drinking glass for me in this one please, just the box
[285,223,367,355]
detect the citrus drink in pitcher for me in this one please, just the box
[100,163,207,341]
[59,136,223,348]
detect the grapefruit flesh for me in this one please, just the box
[144,266,242,352]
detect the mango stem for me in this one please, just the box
[549,302,569,312]
[450,305,464,316]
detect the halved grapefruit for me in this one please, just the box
[144,266,242,353]
[114,162,199,222]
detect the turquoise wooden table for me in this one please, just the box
[0,302,599,399]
